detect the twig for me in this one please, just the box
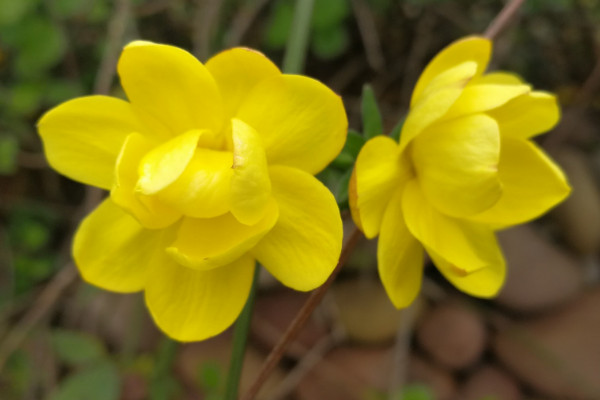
[192,0,225,60]
[387,301,419,398]
[94,0,132,95]
[224,0,272,47]
[0,264,77,373]
[350,0,385,71]
[268,328,344,400]
[483,0,526,41]
[241,227,363,400]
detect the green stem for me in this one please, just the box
[224,263,260,400]
[282,0,315,74]
[150,337,178,400]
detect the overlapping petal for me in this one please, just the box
[488,91,560,139]
[230,119,271,225]
[443,81,530,120]
[411,36,491,106]
[469,137,571,227]
[428,246,506,297]
[73,199,170,293]
[411,114,502,217]
[402,179,505,274]
[137,130,203,195]
[206,47,280,118]
[399,70,472,153]
[156,148,234,218]
[378,188,425,308]
[111,133,181,229]
[350,135,408,238]
[37,95,140,189]
[236,74,347,174]
[167,199,278,270]
[252,166,342,291]
[145,253,255,342]
[118,41,224,137]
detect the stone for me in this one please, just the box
[460,365,522,400]
[332,278,405,344]
[493,289,600,399]
[496,224,583,313]
[416,302,487,370]
[552,147,600,255]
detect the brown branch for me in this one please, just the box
[483,0,527,41]
[241,227,363,400]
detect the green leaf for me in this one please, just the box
[395,384,435,400]
[51,330,106,367]
[389,117,405,141]
[13,16,67,77]
[332,130,366,168]
[361,84,383,139]
[335,168,353,207]
[0,0,38,26]
[9,82,43,116]
[50,361,120,400]
[0,136,18,175]
[53,0,89,18]
[312,0,349,31]
[263,0,294,50]
[311,25,349,59]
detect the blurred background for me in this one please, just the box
[1,0,600,399]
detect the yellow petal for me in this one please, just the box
[156,148,233,218]
[37,95,140,189]
[236,74,347,174]
[230,119,271,225]
[137,130,202,195]
[145,253,255,342]
[252,166,342,291]
[488,91,560,139]
[111,133,181,229]
[411,114,502,217]
[167,198,278,270]
[418,61,477,103]
[206,47,280,118]
[403,179,504,274]
[469,137,571,227]
[399,64,474,153]
[411,36,492,106]
[118,41,224,137]
[72,198,168,293]
[351,135,407,238]
[474,71,523,85]
[428,246,506,298]
[444,82,531,120]
[378,188,425,308]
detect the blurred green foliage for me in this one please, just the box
[264,0,350,59]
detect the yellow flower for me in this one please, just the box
[350,36,570,308]
[38,42,347,341]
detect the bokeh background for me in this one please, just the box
[1,0,600,399]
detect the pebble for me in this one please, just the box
[332,278,404,344]
[459,365,522,400]
[493,288,600,399]
[552,147,600,255]
[416,302,487,370]
[496,224,583,313]
[408,355,458,400]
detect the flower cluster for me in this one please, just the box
[38,42,347,341]
[350,36,570,308]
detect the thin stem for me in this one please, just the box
[150,338,178,400]
[241,227,363,400]
[282,0,315,74]
[484,0,527,40]
[224,264,260,400]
